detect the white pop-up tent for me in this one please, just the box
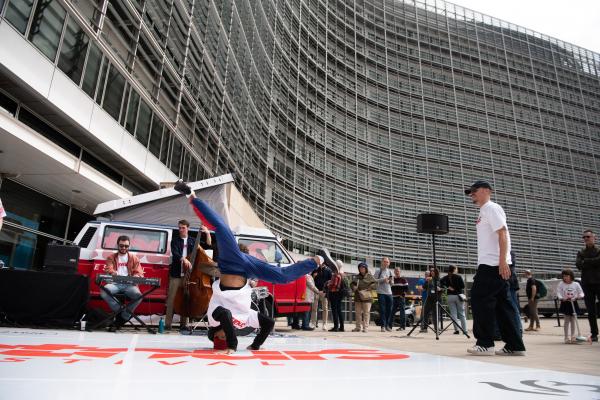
[93,174,266,231]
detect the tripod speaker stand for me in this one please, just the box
[407,213,470,340]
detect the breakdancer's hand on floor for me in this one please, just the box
[215,348,236,355]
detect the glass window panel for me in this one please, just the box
[135,100,152,147]
[94,59,109,102]
[124,89,140,134]
[4,0,35,34]
[159,130,170,164]
[148,114,164,158]
[81,43,102,97]
[170,139,182,174]
[237,239,291,264]
[0,179,69,239]
[57,16,89,84]
[101,64,126,120]
[66,208,93,241]
[102,225,168,253]
[27,0,67,61]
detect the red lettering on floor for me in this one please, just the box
[207,361,237,366]
[158,361,188,366]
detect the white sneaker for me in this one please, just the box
[467,345,495,356]
[495,347,525,356]
[321,324,327,331]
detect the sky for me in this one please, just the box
[449,0,600,54]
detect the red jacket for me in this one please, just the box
[104,252,144,277]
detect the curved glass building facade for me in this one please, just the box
[1,0,599,272]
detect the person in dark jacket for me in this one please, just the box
[165,219,212,330]
[576,229,600,342]
[440,265,467,334]
[311,263,333,330]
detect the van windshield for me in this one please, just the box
[238,239,290,264]
[102,226,168,253]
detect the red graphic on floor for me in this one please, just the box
[0,344,409,366]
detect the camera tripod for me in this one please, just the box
[407,288,470,340]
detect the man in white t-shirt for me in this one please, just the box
[465,180,526,356]
[100,235,144,332]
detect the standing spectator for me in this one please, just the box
[0,196,6,231]
[576,229,600,342]
[327,260,346,332]
[524,270,541,332]
[311,262,332,330]
[302,272,318,331]
[351,262,376,332]
[374,257,393,332]
[557,268,584,343]
[391,267,409,330]
[416,270,430,330]
[464,180,525,356]
[440,265,467,334]
[421,267,441,333]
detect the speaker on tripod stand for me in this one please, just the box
[408,213,470,340]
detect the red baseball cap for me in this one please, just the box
[213,336,228,350]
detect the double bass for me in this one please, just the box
[173,242,215,319]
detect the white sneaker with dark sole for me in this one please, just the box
[467,345,495,356]
[495,347,526,356]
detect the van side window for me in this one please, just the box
[238,239,290,264]
[102,226,168,253]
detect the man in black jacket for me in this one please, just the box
[576,229,600,342]
[165,219,212,330]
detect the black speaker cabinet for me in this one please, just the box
[43,244,81,273]
[417,213,449,235]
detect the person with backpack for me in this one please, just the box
[327,260,347,332]
[525,270,542,331]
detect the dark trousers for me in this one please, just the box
[212,306,274,350]
[329,292,344,330]
[471,265,525,350]
[377,293,393,329]
[422,293,438,330]
[392,296,406,328]
[583,284,600,337]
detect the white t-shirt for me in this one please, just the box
[207,281,259,329]
[180,237,188,277]
[557,281,584,300]
[476,200,512,266]
[117,253,129,276]
[0,199,6,218]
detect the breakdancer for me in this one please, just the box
[174,180,335,353]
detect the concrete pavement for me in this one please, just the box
[276,317,600,376]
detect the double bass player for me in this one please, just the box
[165,219,212,331]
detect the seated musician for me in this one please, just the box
[100,235,144,332]
[173,180,335,353]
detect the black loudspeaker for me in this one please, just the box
[43,244,81,273]
[417,213,449,235]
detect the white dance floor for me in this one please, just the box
[0,328,598,400]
